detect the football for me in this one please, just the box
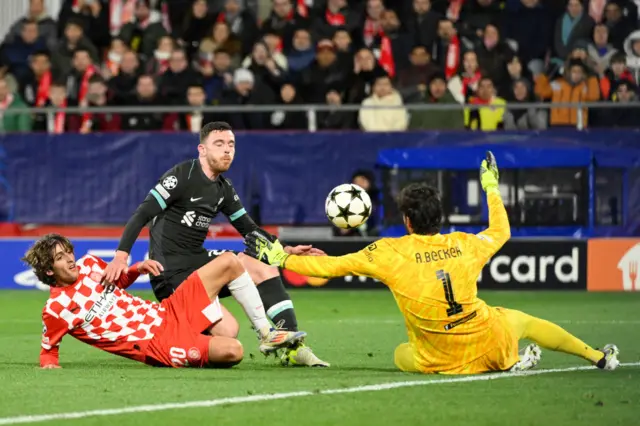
[325,184,372,229]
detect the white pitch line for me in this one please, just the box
[0,362,638,425]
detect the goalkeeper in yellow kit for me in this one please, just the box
[244,152,620,374]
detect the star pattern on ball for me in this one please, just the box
[335,202,356,224]
[329,190,342,203]
[346,185,364,201]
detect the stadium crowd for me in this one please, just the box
[1,0,640,133]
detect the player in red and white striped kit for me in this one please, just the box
[24,234,306,369]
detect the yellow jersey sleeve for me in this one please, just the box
[283,240,392,283]
[468,191,511,265]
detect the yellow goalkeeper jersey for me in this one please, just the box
[284,192,511,373]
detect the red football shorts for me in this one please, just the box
[144,271,223,368]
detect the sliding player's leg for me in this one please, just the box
[207,304,240,338]
[195,252,306,353]
[237,252,330,367]
[503,308,620,370]
[206,335,244,368]
[394,343,420,373]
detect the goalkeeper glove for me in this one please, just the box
[480,151,500,194]
[244,229,290,267]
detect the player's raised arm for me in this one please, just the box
[105,165,188,282]
[40,311,68,368]
[472,152,511,264]
[243,229,390,282]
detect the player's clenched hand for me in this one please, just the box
[480,151,500,194]
[243,229,289,266]
[103,251,129,283]
[41,364,61,369]
[137,259,164,276]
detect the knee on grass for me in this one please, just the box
[237,252,279,283]
[208,338,244,366]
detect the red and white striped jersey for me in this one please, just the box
[40,255,164,366]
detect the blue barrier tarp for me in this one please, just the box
[1,130,640,225]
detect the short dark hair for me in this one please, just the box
[73,47,92,57]
[397,183,443,235]
[200,121,232,143]
[22,19,38,27]
[22,234,74,286]
[88,74,105,85]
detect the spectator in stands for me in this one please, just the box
[378,9,410,74]
[200,48,234,104]
[82,75,121,133]
[465,77,506,131]
[146,35,175,76]
[18,51,52,108]
[119,0,168,61]
[361,0,385,51]
[286,28,316,82]
[66,48,98,107]
[5,0,57,51]
[405,0,442,51]
[219,68,273,130]
[0,77,32,133]
[108,50,140,103]
[358,74,408,131]
[261,31,289,71]
[588,24,618,77]
[52,17,99,76]
[262,0,309,52]
[57,0,110,52]
[448,50,482,104]
[176,84,215,132]
[396,45,437,103]
[552,0,594,64]
[332,28,353,59]
[0,20,48,82]
[432,18,460,80]
[498,55,533,98]
[409,72,464,130]
[602,0,637,51]
[346,47,387,104]
[600,51,634,99]
[503,78,547,130]
[623,29,640,82]
[158,48,201,105]
[203,22,243,65]
[215,0,260,57]
[535,59,600,128]
[244,41,286,101]
[103,38,128,78]
[317,86,355,129]
[503,0,552,71]
[459,0,504,42]
[179,0,214,59]
[600,80,640,127]
[475,23,514,91]
[121,74,164,130]
[270,83,308,130]
[312,0,360,40]
[37,81,79,133]
[300,40,348,104]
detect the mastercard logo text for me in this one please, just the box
[282,269,329,287]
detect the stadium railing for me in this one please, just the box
[2,101,631,132]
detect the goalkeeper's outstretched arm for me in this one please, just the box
[474,152,511,263]
[283,246,384,280]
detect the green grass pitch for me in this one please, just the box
[0,290,638,426]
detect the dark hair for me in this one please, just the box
[200,121,232,143]
[611,51,626,64]
[22,19,38,26]
[479,76,494,85]
[65,17,84,30]
[73,47,92,57]
[30,50,50,60]
[397,183,443,235]
[22,234,74,285]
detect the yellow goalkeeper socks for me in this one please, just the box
[523,317,603,364]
